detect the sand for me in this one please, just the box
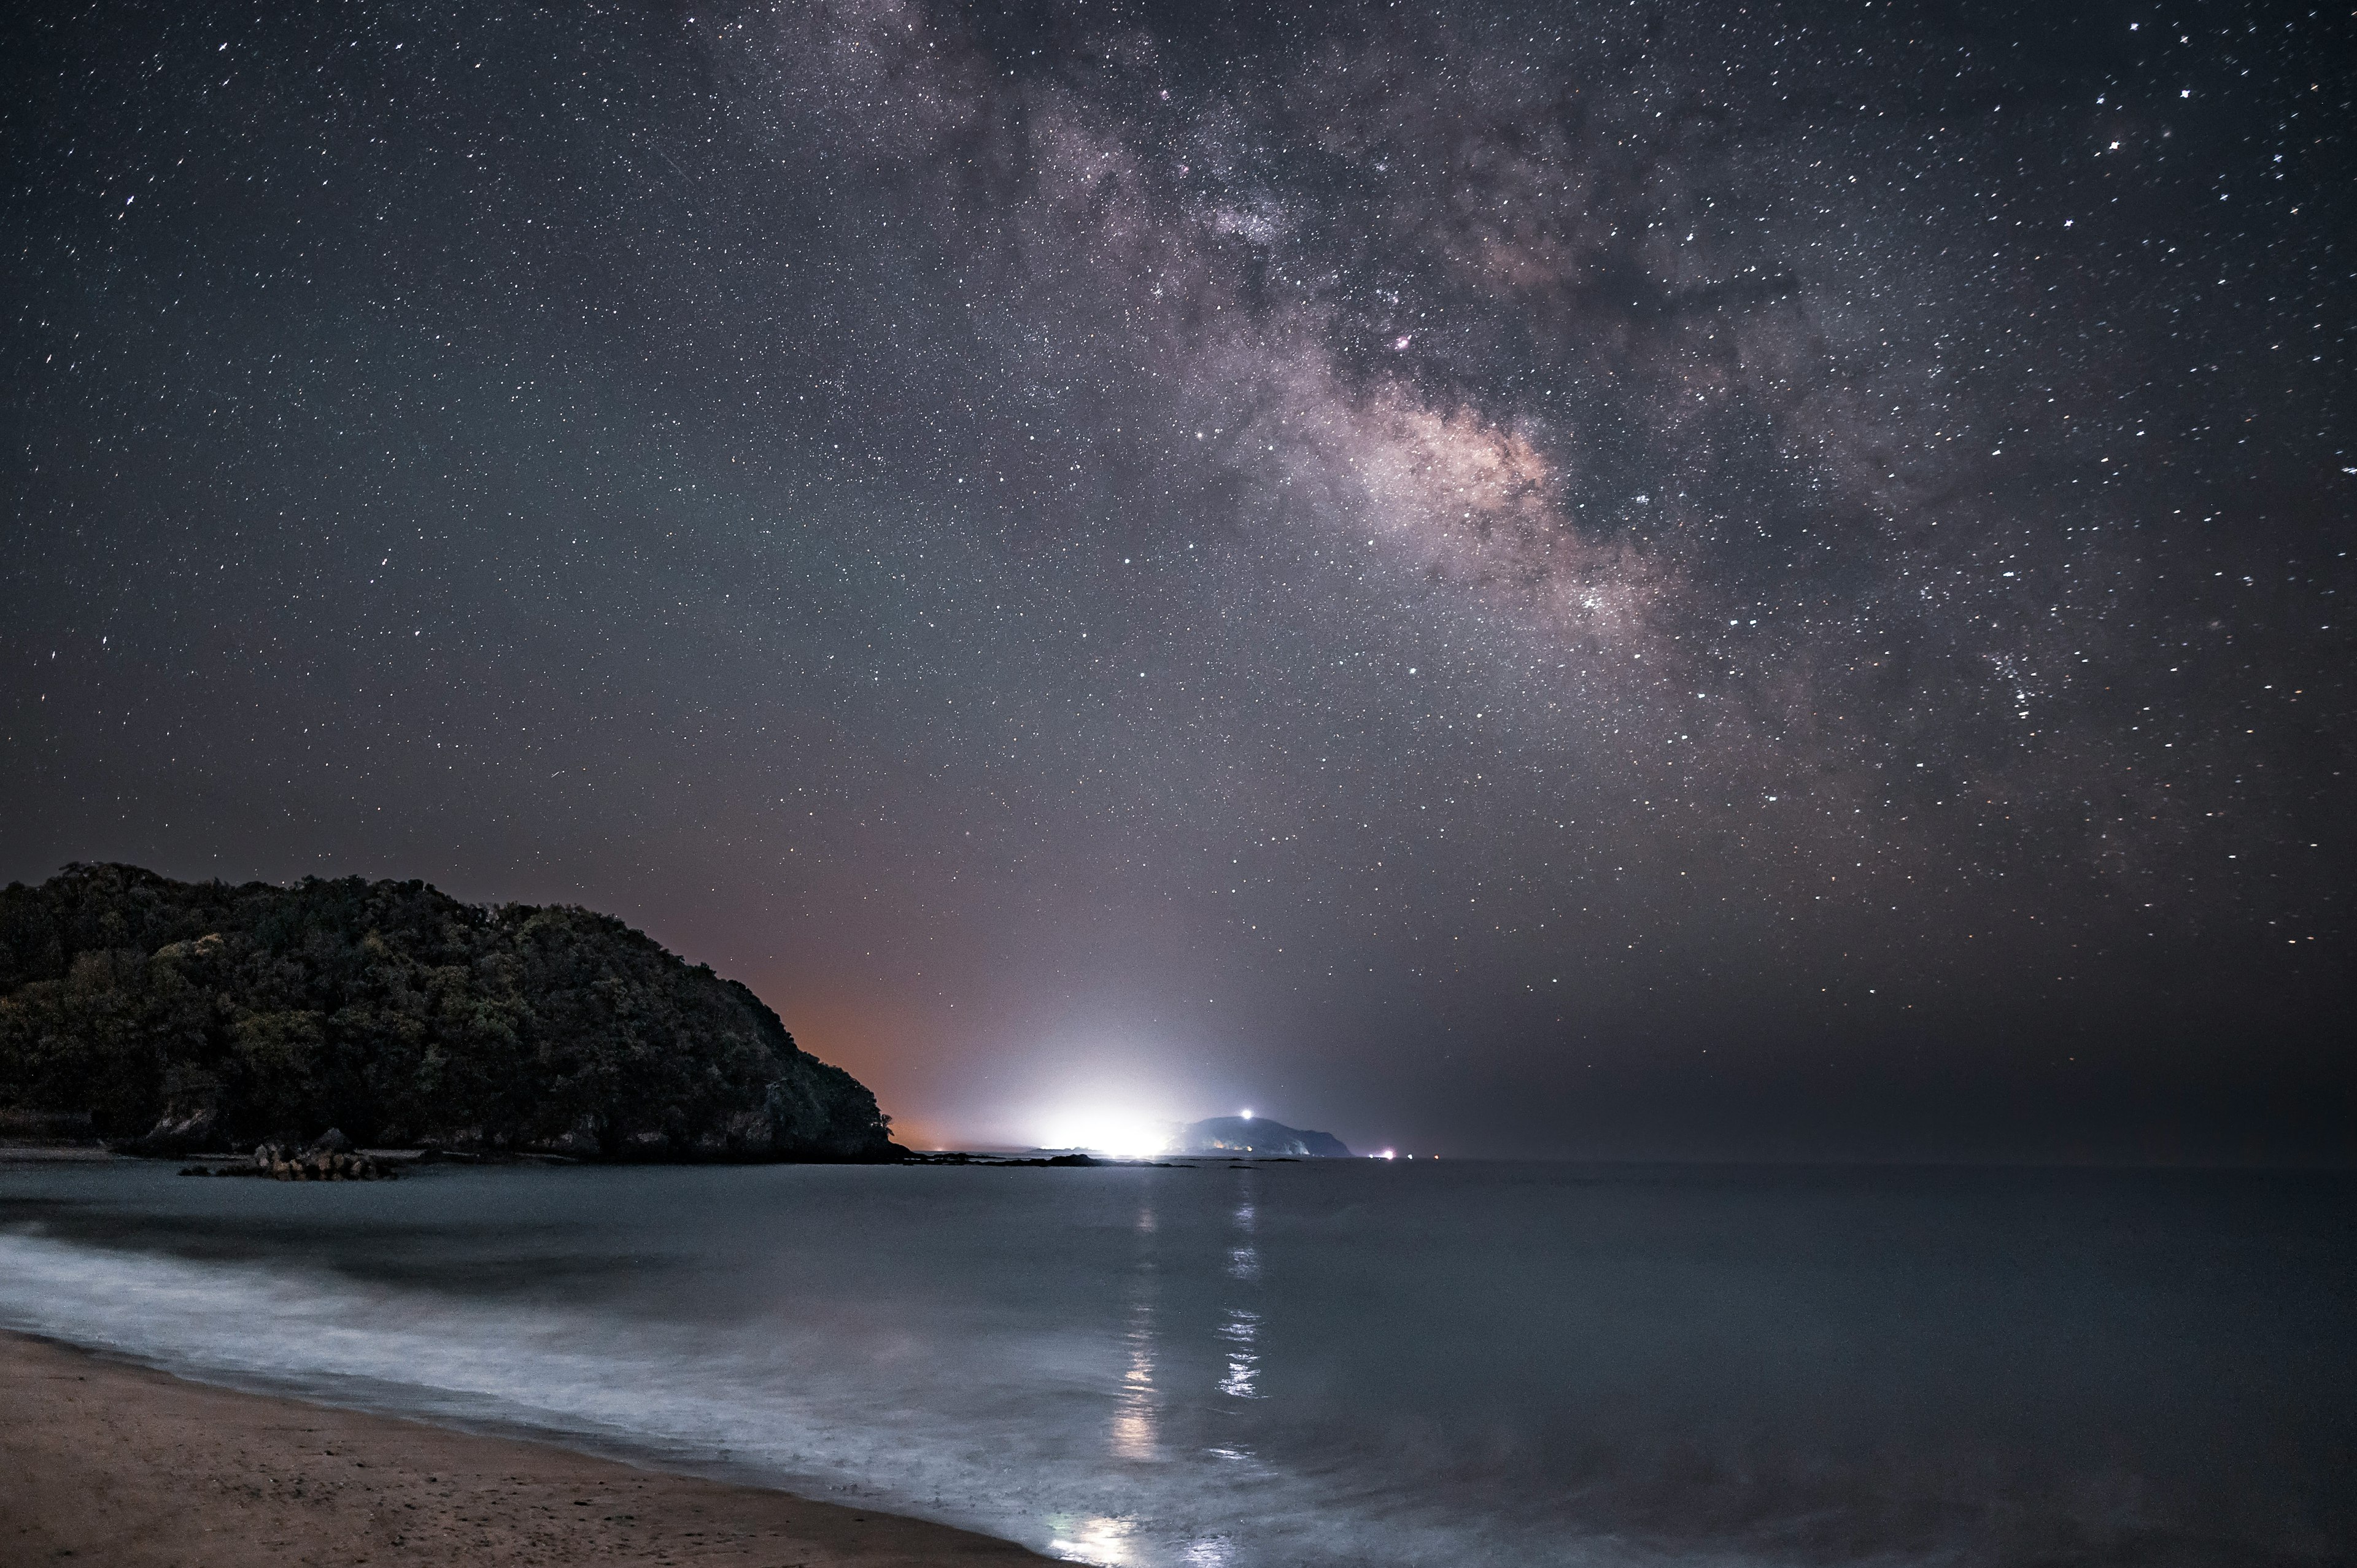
[0,1331,1051,1567]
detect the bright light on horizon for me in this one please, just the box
[1242,1107,1253,1120]
[1039,1108,1172,1159]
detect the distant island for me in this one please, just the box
[1177,1115,1352,1158]
[0,863,902,1162]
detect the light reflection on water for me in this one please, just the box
[1111,1192,1159,1463]
[1046,1512,1142,1565]
[1215,1310,1260,1402]
[1084,1176,1268,1558]
[1218,1181,1263,1408]
[1223,1192,1260,1283]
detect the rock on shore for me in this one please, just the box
[180,1134,399,1181]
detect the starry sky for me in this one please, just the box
[5,0,2351,1161]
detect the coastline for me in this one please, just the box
[0,1330,1050,1567]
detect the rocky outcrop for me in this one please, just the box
[127,1105,224,1157]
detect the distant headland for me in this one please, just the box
[1177,1115,1352,1158]
[0,863,902,1163]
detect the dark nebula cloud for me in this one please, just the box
[4,0,2350,1159]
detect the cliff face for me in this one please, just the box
[1178,1115,1353,1158]
[0,863,900,1162]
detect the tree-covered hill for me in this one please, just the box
[0,863,901,1161]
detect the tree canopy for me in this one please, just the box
[0,863,898,1161]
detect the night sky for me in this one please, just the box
[6,0,2351,1161]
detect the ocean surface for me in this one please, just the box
[1,1158,2349,1567]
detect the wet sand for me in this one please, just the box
[0,1331,1050,1567]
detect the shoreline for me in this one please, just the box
[0,1330,1050,1566]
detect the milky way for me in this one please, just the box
[4,0,2350,1157]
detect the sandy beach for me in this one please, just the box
[0,1331,1048,1567]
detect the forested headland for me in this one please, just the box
[0,863,900,1161]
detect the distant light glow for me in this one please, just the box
[1241,1108,1253,1120]
[1040,1108,1171,1159]
[1379,1148,1396,1160]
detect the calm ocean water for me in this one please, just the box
[0,1159,2349,1566]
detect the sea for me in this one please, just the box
[1,1157,2349,1567]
